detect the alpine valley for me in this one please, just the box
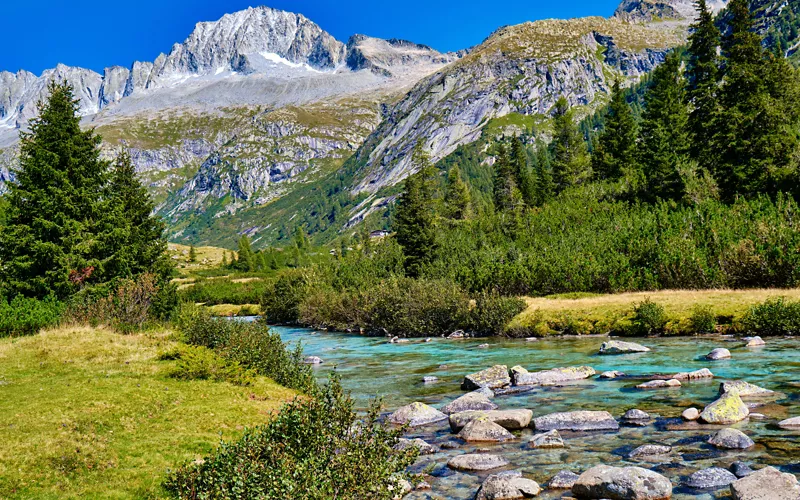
[1,0,798,248]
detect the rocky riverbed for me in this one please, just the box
[270,326,800,499]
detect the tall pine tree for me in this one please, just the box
[444,165,472,219]
[394,146,437,278]
[592,80,638,181]
[551,97,591,191]
[533,142,555,205]
[492,143,523,212]
[510,137,536,206]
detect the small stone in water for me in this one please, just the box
[685,467,737,489]
[636,379,681,389]
[730,461,755,478]
[627,444,672,458]
[422,376,438,383]
[622,409,651,421]
[706,347,731,360]
[525,337,538,341]
[303,356,324,364]
[599,370,625,379]
[548,470,580,489]
[682,407,700,421]
[708,428,755,449]
[477,343,489,348]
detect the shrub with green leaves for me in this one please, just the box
[628,298,668,336]
[469,291,527,336]
[261,268,318,324]
[0,295,64,337]
[163,374,417,500]
[179,278,270,306]
[740,296,800,336]
[167,345,255,386]
[690,305,717,334]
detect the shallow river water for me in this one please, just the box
[270,326,800,499]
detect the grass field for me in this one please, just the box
[509,288,800,335]
[168,243,234,274]
[0,327,294,499]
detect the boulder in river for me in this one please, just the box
[441,392,498,415]
[533,410,619,432]
[744,336,765,347]
[512,365,596,386]
[447,453,509,471]
[449,409,533,431]
[708,428,755,449]
[447,330,466,339]
[388,402,447,427]
[303,356,324,364]
[476,471,541,500]
[706,348,732,360]
[599,340,651,355]
[548,470,580,489]
[682,407,700,421]
[699,391,749,424]
[672,368,714,380]
[572,465,672,499]
[528,429,564,448]
[685,467,737,490]
[637,379,681,389]
[729,466,800,499]
[628,444,672,459]
[458,417,515,442]
[729,462,755,478]
[622,409,651,422]
[777,416,800,429]
[462,365,511,390]
[600,370,626,379]
[394,437,440,455]
[719,380,775,398]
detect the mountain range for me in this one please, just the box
[2,0,796,248]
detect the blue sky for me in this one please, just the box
[2,1,622,75]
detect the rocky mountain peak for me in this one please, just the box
[614,0,729,23]
[345,34,454,76]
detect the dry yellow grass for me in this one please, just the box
[168,243,235,274]
[206,303,262,317]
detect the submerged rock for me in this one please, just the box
[708,428,755,449]
[422,376,439,383]
[719,380,775,398]
[447,453,509,471]
[699,391,749,424]
[706,348,731,360]
[388,402,447,427]
[449,409,533,431]
[548,470,580,489]
[682,408,700,421]
[394,438,440,455]
[685,467,737,490]
[457,417,515,442]
[440,392,498,415]
[729,466,800,499]
[476,471,541,500]
[637,379,681,389]
[303,356,324,364]
[512,365,596,386]
[627,444,672,459]
[572,465,672,499]
[528,429,564,448]
[672,368,714,380]
[599,340,651,355]
[533,411,619,432]
[622,409,651,422]
[777,416,800,429]
[729,462,755,478]
[462,365,511,390]
[600,370,626,379]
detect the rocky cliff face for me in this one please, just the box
[614,0,728,22]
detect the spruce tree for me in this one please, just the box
[686,0,721,170]
[551,97,591,191]
[444,165,472,219]
[237,235,256,272]
[638,51,692,201]
[510,137,536,206]
[393,146,437,278]
[493,143,523,212]
[221,252,228,268]
[533,142,555,205]
[1,81,111,298]
[592,80,638,181]
[188,245,197,263]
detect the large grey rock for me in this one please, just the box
[685,467,737,490]
[441,392,499,414]
[720,380,775,398]
[627,444,672,459]
[533,411,619,432]
[744,336,766,347]
[572,465,672,499]
[388,402,447,427]
[394,437,439,455]
[729,466,800,499]
[777,416,800,429]
[457,417,515,442]
[449,409,533,431]
[706,348,732,360]
[462,365,511,390]
[528,429,564,448]
[599,340,651,355]
[708,428,755,449]
[549,470,581,489]
[637,379,681,389]
[476,471,542,500]
[447,453,509,471]
[512,366,596,386]
[699,392,750,424]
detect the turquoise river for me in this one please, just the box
[270,326,800,499]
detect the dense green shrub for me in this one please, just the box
[261,269,317,324]
[167,345,255,386]
[178,308,315,393]
[469,291,527,336]
[740,297,800,336]
[163,374,417,500]
[690,305,717,334]
[179,277,270,306]
[0,295,64,337]
[628,298,668,336]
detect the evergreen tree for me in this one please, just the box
[1,81,111,298]
[221,252,228,268]
[551,97,591,191]
[492,143,523,211]
[444,165,472,219]
[393,146,437,278]
[533,143,555,205]
[237,235,255,272]
[188,245,197,263]
[510,137,536,205]
[592,80,638,180]
[686,0,721,170]
[713,0,800,198]
[638,51,692,201]
[294,226,309,253]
